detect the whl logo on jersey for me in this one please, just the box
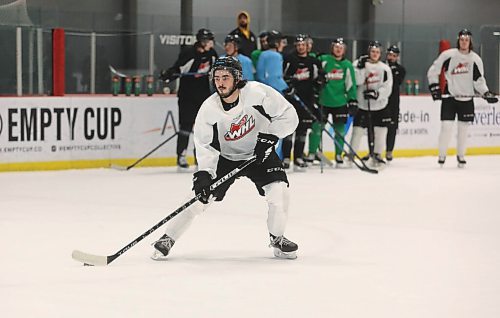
[224,114,255,141]
[326,68,344,80]
[195,61,211,77]
[294,68,311,81]
[366,71,381,85]
[451,62,469,75]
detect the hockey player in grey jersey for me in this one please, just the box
[151,56,299,260]
[427,29,498,167]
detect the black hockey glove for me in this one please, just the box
[159,69,176,82]
[357,55,368,69]
[429,83,442,101]
[192,171,213,204]
[363,89,379,100]
[483,91,498,104]
[347,99,359,116]
[254,132,279,164]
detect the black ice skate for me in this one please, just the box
[282,158,291,169]
[369,153,386,168]
[177,155,190,172]
[269,234,298,259]
[151,234,176,261]
[457,156,467,169]
[386,151,393,162]
[293,158,308,172]
[438,156,446,167]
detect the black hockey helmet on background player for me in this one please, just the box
[196,28,215,42]
[267,30,285,49]
[387,45,400,54]
[456,28,473,51]
[294,34,307,44]
[210,56,246,97]
[195,28,215,51]
[224,34,241,48]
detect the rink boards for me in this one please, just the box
[0,95,499,171]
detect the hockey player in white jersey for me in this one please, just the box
[350,41,393,167]
[151,56,300,260]
[427,29,498,167]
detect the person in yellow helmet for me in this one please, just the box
[228,11,257,57]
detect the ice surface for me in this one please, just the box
[1,156,500,318]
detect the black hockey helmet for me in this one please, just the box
[387,45,400,54]
[210,56,246,93]
[368,40,382,52]
[267,30,284,48]
[259,31,270,39]
[458,28,472,38]
[196,28,215,42]
[331,37,346,48]
[294,34,308,44]
[224,34,241,48]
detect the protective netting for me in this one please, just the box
[0,0,33,26]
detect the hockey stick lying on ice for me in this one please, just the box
[111,132,178,171]
[73,156,257,266]
[290,94,377,174]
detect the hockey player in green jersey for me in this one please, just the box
[307,37,358,166]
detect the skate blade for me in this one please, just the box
[176,166,191,173]
[151,250,169,261]
[457,163,466,169]
[273,248,297,259]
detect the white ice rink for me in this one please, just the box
[1,155,500,318]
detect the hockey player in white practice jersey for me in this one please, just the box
[151,56,300,260]
[350,41,393,167]
[427,29,498,167]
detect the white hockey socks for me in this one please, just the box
[457,121,470,158]
[438,120,454,158]
[263,181,290,237]
[350,126,365,153]
[374,126,388,155]
[164,191,209,241]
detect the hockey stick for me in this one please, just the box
[441,93,499,99]
[365,81,376,159]
[291,94,377,174]
[109,65,128,78]
[111,132,178,171]
[73,156,257,266]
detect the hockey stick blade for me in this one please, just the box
[72,250,112,266]
[110,164,129,171]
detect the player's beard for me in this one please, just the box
[217,84,236,98]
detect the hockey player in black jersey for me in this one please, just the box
[427,29,498,167]
[159,28,218,170]
[152,57,299,260]
[282,34,323,171]
[385,45,406,162]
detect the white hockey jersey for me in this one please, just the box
[353,59,393,111]
[193,81,299,176]
[427,48,489,101]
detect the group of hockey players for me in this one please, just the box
[154,15,498,260]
